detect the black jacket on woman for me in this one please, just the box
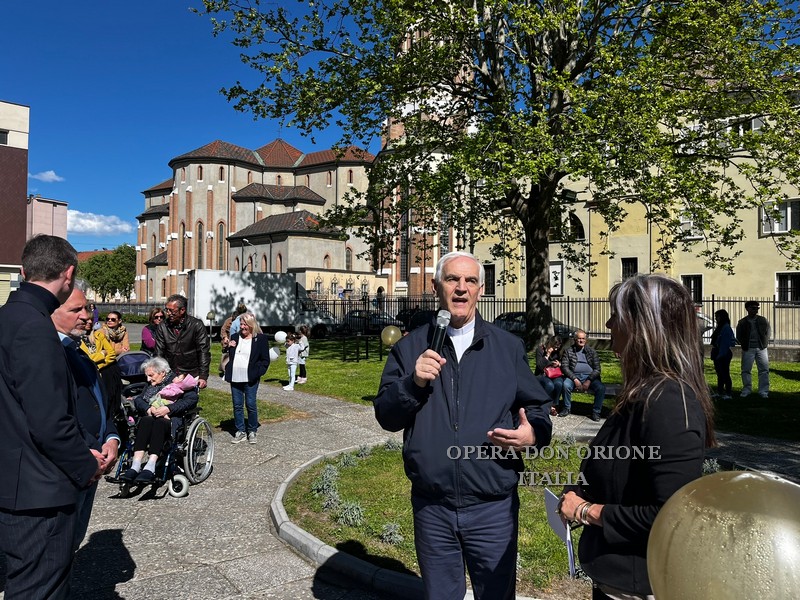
[223,332,270,384]
[577,380,706,595]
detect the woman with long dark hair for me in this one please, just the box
[710,309,736,400]
[559,274,715,600]
[141,307,165,355]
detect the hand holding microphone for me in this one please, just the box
[413,310,451,388]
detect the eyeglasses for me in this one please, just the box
[106,318,118,323]
[164,307,183,314]
[153,315,165,320]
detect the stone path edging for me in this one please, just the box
[270,445,426,599]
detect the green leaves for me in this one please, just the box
[200,0,800,343]
[77,244,136,302]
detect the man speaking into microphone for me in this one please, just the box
[374,251,552,600]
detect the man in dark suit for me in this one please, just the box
[52,284,121,550]
[0,235,103,600]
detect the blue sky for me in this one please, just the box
[3,1,363,251]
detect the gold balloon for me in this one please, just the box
[648,471,800,599]
[381,325,402,347]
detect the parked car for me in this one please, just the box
[492,312,578,344]
[341,309,404,334]
[408,310,438,332]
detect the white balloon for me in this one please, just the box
[269,347,280,361]
[274,331,287,343]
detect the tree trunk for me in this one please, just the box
[523,189,552,349]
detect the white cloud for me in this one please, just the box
[67,210,135,235]
[28,170,65,183]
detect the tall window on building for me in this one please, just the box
[326,171,332,186]
[621,257,638,280]
[483,264,496,296]
[347,169,354,185]
[160,278,166,298]
[217,223,225,268]
[151,234,156,258]
[681,275,703,303]
[181,167,186,182]
[305,174,310,187]
[276,254,283,273]
[761,199,800,235]
[247,171,253,184]
[399,210,410,282]
[0,130,8,145]
[219,166,225,182]
[323,254,331,269]
[276,174,282,185]
[345,248,353,271]
[180,223,186,271]
[777,272,800,303]
[196,222,204,268]
[197,166,203,181]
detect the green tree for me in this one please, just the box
[199,0,800,343]
[78,245,136,301]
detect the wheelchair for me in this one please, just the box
[106,380,215,498]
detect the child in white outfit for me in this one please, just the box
[284,333,300,391]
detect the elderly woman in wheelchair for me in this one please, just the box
[120,356,198,484]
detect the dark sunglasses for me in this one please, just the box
[153,315,165,320]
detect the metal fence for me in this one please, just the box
[102,295,800,346]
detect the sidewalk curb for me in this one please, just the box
[270,445,542,600]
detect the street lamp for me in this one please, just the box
[241,238,254,272]
[206,310,216,340]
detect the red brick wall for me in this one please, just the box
[0,146,28,264]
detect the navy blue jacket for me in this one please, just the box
[0,283,98,510]
[223,332,271,384]
[374,312,552,508]
[63,337,120,451]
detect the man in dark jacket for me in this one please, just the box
[52,284,121,550]
[735,300,770,398]
[0,235,103,600]
[559,329,606,421]
[156,294,211,388]
[374,251,552,600]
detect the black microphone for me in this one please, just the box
[429,309,451,355]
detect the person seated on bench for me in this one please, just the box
[120,357,198,483]
[559,330,606,421]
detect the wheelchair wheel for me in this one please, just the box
[183,416,214,484]
[168,474,190,498]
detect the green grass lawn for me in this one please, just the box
[235,338,799,440]
[283,442,586,597]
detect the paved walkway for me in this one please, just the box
[1,331,797,598]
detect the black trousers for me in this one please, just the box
[0,504,76,600]
[134,415,171,455]
[713,353,733,395]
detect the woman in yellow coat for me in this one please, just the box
[80,318,122,413]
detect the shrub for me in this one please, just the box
[356,444,373,458]
[384,438,402,451]
[702,458,722,475]
[338,453,358,468]
[311,464,339,497]
[322,489,341,511]
[379,522,404,545]
[336,501,365,527]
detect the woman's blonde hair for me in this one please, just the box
[239,312,262,335]
[610,274,715,446]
